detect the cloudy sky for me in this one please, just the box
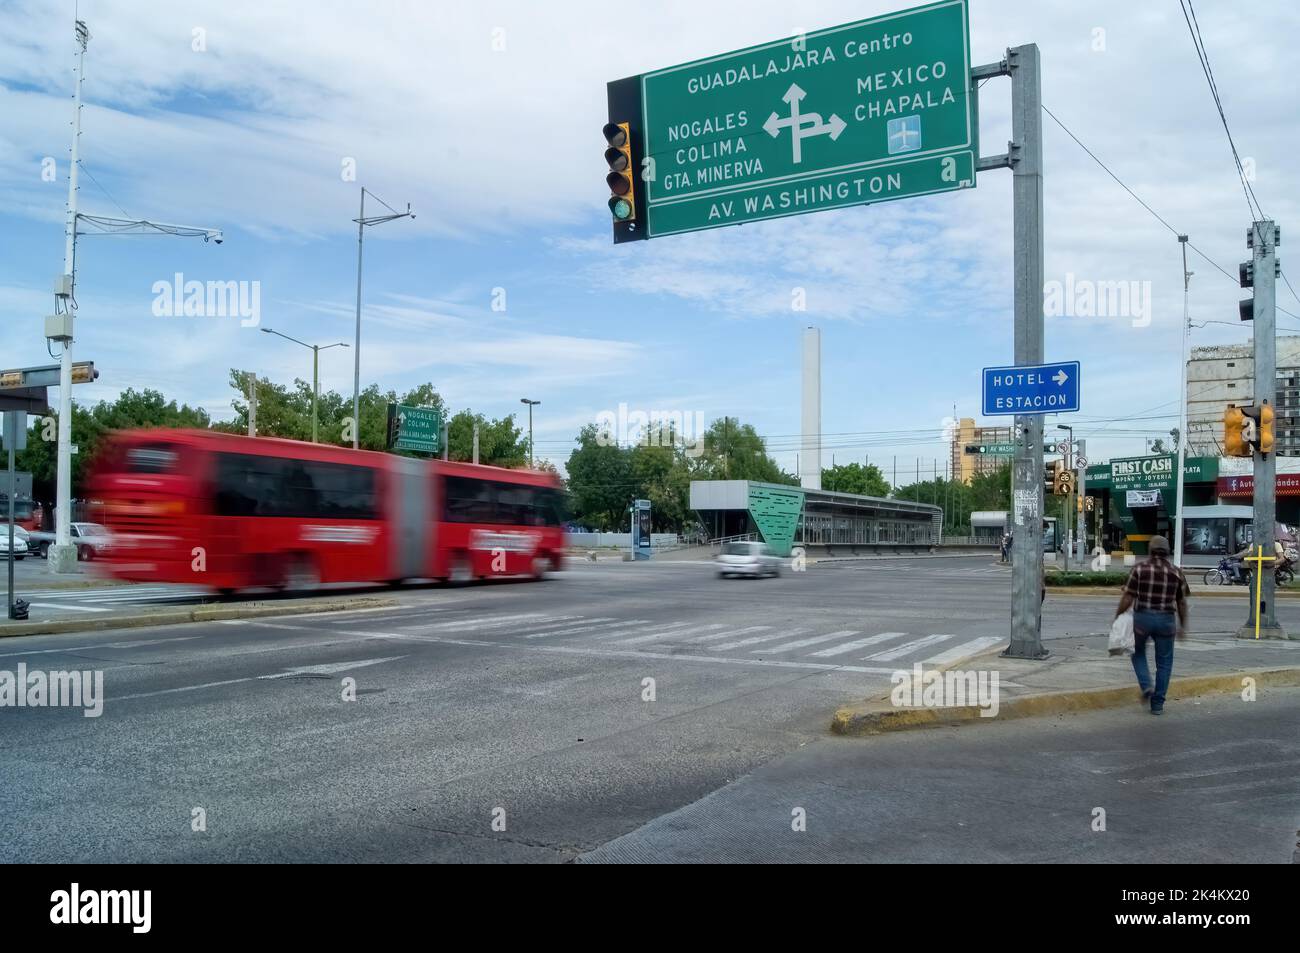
[1,0,1297,479]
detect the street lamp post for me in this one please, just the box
[352,187,413,449]
[261,329,348,443]
[47,19,224,574]
[520,398,540,467]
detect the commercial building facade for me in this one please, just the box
[1185,339,1300,458]
[949,417,1013,484]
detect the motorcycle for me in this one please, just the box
[1205,556,1295,587]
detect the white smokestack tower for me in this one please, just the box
[801,326,821,490]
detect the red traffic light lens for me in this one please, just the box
[607,171,631,196]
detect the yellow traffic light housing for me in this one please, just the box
[604,121,635,222]
[1054,464,1074,497]
[1259,401,1275,455]
[1225,405,1248,456]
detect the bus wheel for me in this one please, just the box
[450,553,473,585]
[217,587,237,599]
[283,554,320,593]
[531,555,550,580]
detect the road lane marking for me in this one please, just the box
[711,629,808,651]
[0,635,201,658]
[863,633,955,662]
[758,630,859,654]
[24,602,110,613]
[920,636,1005,667]
[526,619,650,639]
[605,622,704,646]
[681,625,770,644]
[258,656,406,679]
[809,631,905,658]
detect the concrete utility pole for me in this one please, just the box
[46,20,89,576]
[1174,235,1192,567]
[1239,220,1287,640]
[472,422,479,465]
[983,44,1048,660]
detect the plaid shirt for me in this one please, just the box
[1123,555,1190,613]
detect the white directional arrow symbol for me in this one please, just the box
[763,83,846,164]
[1053,370,1069,386]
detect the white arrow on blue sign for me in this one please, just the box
[981,361,1080,416]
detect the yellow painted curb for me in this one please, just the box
[831,667,1300,736]
[0,596,397,639]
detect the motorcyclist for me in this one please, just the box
[1228,538,1287,584]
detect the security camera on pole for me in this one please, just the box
[46,19,224,574]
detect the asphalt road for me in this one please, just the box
[0,555,1295,862]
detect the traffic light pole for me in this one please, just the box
[984,45,1048,660]
[1238,220,1287,640]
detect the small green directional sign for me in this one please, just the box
[965,443,1015,456]
[388,403,441,454]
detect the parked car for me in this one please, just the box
[27,521,114,561]
[0,525,28,560]
[716,541,781,579]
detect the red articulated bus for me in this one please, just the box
[90,429,566,593]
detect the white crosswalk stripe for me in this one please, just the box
[605,622,706,646]
[808,631,906,658]
[681,625,770,644]
[757,630,858,654]
[402,613,557,632]
[515,617,618,636]
[918,636,1004,667]
[525,619,650,639]
[711,629,807,651]
[863,633,955,662]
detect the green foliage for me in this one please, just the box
[1045,570,1128,586]
[17,388,211,510]
[446,410,528,467]
[822,462,889,497]
[563,415,793,531]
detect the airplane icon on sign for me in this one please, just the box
[762,83,846,164]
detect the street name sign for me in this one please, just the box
[982,361,1080,416]
[636,0,974,238]
[965,443,1015,455]
[388,403,441,454]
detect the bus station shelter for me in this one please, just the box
[689,480,942,557]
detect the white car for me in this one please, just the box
[716,541,781,579]
[0,525,29,560]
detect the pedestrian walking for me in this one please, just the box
[1113,535,1188,715]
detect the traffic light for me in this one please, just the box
[1054,464,1074,497]
[1259,401,1275,455]
[1225,405,1248,456]
[604,121,635,222]
[1239,224,1282,321]
[1044,462,1057,494]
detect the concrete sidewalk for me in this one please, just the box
[834,631,1300,735]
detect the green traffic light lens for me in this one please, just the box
[609,197,633,221]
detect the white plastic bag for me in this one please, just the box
[1108,609,1134,656]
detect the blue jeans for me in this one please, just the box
[1131,610,1176,710]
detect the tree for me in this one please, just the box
[698,417,797,485]
[446,411,528,467]
[17,388,210,525]
[822,462,889,497]
[565,424,634,530]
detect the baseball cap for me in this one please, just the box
[1149,535,1171,554]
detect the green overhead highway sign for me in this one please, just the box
[965,443,1015,456]
[627,0,974,239]
[387,403,441,454]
